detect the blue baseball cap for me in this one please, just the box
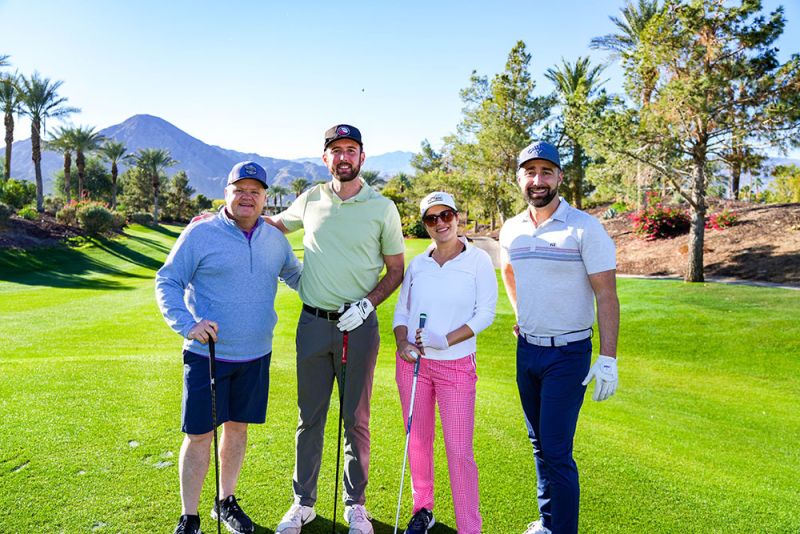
[518,141,561,169]
[227,161,268,188]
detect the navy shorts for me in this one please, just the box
[181,350,271,435]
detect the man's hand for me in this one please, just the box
[187,319,218,344]
[582,355,618,402]
[336,298,374,332]
[416,328,449,351]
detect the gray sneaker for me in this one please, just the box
[344,504,373,534]
[275,503,316,534]
[523,519,552,534]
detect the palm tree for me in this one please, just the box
[590,0,660,106]
[45,126,76,202]
[545,56,606,208]
[100,140,131,209]
[70,126,105,200]
[0,55,9,69]
[270,184,289,209]
[290,177,310,199]
[19,72,79,211]
[134,148,177,224]
[0,72,22,181]
[360,169,385,189]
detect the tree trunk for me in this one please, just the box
[64,152,72,203]
[686,154,707,282]
[152,173,160,224]
[730,147,742,200]
[111,162,118,210]
[76,151,86,199]
[31,119,44,212]
[573,143,584,209]
[3,110,13,181]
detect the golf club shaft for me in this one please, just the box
[208,338,221,534]
[332,331,349,534]
[393,314,427,533]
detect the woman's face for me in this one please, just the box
[422,205,459,245]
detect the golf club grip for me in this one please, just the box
[342,331,348,364]
[208,338,217,386]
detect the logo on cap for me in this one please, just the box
[336,126,350,136]
[243,164,257,176]
[429,194,444,203]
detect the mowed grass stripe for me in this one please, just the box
[0,224,798,533]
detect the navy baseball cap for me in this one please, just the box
[227,161,268,188]
[518,141,561,169]
[324,124,362,149]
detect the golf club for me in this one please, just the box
[332,330,349,534]
[209,338,222,534]
[393,313,427,534]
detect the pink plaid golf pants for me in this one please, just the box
[395,353,482,534]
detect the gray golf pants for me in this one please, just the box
[292,308,380,507]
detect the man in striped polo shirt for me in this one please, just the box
[499,141,620,534]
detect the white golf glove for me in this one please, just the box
[582,355,618,402]
[419,329,449,350]
[336,298,374,332]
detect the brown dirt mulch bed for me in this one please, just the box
[0,213,84,249]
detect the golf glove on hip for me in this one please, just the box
[419,329,449,350]
[582,355,618,402]
[337,298,374,332]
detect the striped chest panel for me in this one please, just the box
[508,243,582,263]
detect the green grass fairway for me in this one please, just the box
[1,225,798,533]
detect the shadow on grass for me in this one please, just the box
[149,224,182,239]
[122,233,174,255]
[90,236,167,270]
[277,516,456,534]
[0,245,145,289]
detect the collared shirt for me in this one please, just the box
[280,179,404,310]
[393,239,497,361]
[499,198,616,337]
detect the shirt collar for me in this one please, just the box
[525,197,570,226]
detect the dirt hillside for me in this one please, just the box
[600,202,800,285]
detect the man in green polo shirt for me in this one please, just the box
[267,124,405,534]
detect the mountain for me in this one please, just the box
[8,115,332,198]
[294,150,415,177]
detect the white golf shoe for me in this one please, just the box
[344,504,373,534]
[275,504,316,534]
[523,519,552,534]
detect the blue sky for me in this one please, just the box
[2,0,799,159]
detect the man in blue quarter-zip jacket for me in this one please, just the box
[156,161,302,534]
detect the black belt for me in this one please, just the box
[302,304,342,321]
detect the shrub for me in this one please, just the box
[56,203,79,226]
[1,179,36,209]
[0,203,12,226]
[18,206,38,221]
[130,212,154,226]
[629,196,690,240]
[706,209,738,230]
[402,216,429,238]
[77,203,114,235]
[110,211,127,232]
[602,207,618,220]
[44,196,65,214]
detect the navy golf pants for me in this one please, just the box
[516,335,591,534]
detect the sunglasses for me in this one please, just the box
[422,209,457,227]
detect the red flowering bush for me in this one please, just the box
[629,194,690,240]
[705,209,738,230]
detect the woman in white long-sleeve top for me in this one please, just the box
[393,191,498,534]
